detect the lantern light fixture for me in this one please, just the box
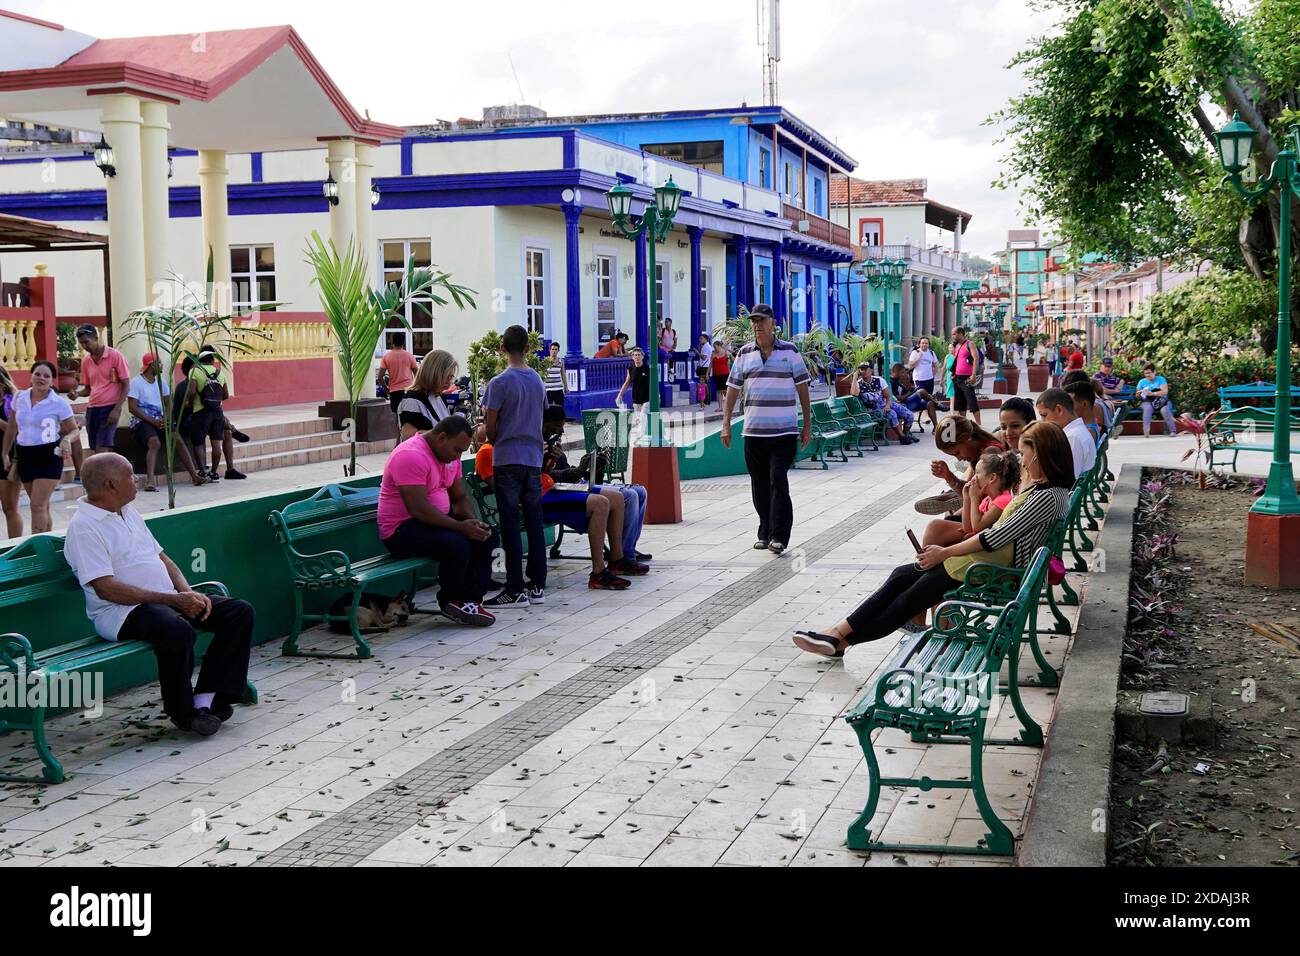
[92,135,116,178]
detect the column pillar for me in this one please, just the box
[635,229,648,349]
[771,241,786,332]
[563,204,583,357]
[354,142,375,276]
[687,225,703,346]
[196,148,233,399]
[901,277,914,344]
[732,236,751,309]
[98,94,147,360]
[954,216,963,256]
[326,139,358,257]
[139,101,171,323]
[912,278,923,341]
[804,263,814,332]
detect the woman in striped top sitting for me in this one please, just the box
[792,421,1074,658]
[544,341,567,409]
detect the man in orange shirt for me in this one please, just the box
[75,324,130,455]
[380,344,419,413]
[593,331,628,359]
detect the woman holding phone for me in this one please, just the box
[792,422,1073,658]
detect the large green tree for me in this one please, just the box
[993,0,1300,344]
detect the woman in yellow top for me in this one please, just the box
[792,421,1075,658]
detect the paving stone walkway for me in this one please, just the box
[0,422,1224,867]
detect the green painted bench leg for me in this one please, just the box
[243,681,259,705]
[969,723,1015,855]
[0,708,66,785]
[347,589,374,660]
[281,588,306,656]
[846,723,883,851]
[1058,576,1079,606]
[1046,582,1072,635]
[1001,645,1046,745]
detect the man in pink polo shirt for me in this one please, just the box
[948,327,982,425]
[75,324,130,454]
[378,414,498,627]
[380,343,418,413]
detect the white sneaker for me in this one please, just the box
[527,586,545,605]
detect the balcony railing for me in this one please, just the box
[863,243,968,275]
[783,203,852,249]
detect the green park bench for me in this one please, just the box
[829,396,884,452]
[1217,383,1300,410]
[844,547,1051,856]
[842,395,890,448]
[811,402,859,460]
[0,535,257,784]
[793,402,848,470]
[1208,404,1300,473]
[268,483,439,660]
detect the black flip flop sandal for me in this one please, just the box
[793,630,846,658]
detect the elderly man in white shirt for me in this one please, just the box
[1035,388,1096,479]
[63,453,254,736]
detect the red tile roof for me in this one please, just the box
[830,175,927,206]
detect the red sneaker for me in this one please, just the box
[589,569,631,590]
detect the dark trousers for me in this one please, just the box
[493,464,547,592]
[712,373,729,404]
[744,433,798,545]
[383,519,499,606]
[118,596,254,719]
[845,561,957,645]
[546,389,565,408]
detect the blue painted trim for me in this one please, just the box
[250,152,263,183]
[563,204,583,358]
[561,131,577,169]
[634,231,648,350]
[688,226,703,348]
[400,137,414,176]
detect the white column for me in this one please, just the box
[139,101,171,324]
[327,139,358,257]
[354,142,375,277]
[954,216,963,256]
[197,150,231,314]
[197,149,236,393]
[911,278,923,340]
[98,94,147,365]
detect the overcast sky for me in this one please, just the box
[17,0,1061,257]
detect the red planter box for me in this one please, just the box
[1026,363,1049,391]
[994,365,1020,395]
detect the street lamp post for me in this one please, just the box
[606,177,684,523]
[862,258,908,369]
[1214,111,1300,587]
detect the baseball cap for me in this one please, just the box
[141,352,158,373]
[75,324,99,338]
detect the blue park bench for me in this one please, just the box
[1207,384,1300,472]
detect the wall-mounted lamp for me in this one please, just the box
[370,182,381,207]
[322,173,340,206]
[167,156,174,180]
[623,263,635,279]
[92,135,115,178]
[674,268,686,283]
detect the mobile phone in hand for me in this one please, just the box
[906,529,922,554]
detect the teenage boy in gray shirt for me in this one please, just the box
[483,325,548,608]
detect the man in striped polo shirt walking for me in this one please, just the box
[720,304,812,555]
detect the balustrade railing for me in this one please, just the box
[0,314,40,368]
[233,315,334,361]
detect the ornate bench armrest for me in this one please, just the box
[191,581,231,598]
[0,633,36,673]
[959,562,1023,596]
[285,548,354,581]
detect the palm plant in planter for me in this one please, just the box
[123,255,268,509]
[305,231,474,476]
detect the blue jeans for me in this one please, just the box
[614,484,647,557]
[889,405,914,430]
[493,464,547,592]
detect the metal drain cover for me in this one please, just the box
[1138,691,1190,717]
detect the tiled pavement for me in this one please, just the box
[0,421,1220,867]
